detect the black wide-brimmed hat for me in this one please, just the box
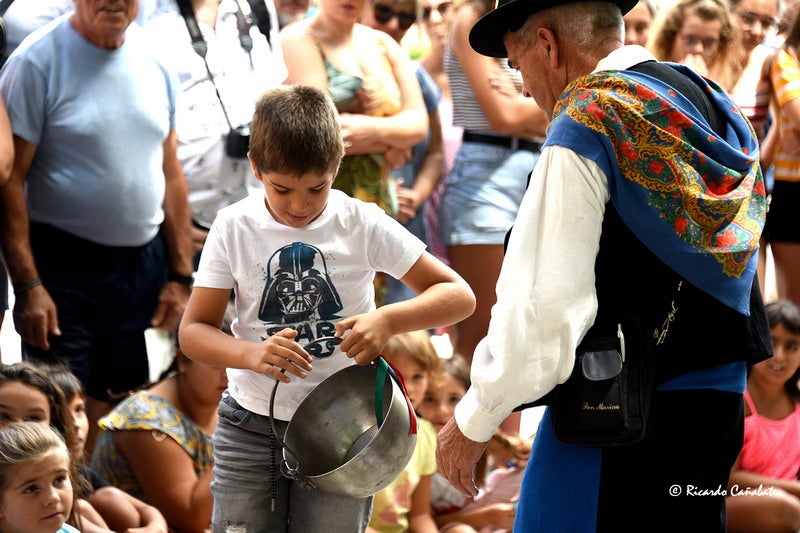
[469,0,638,58]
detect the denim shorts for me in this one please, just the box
[211,394,373,533]
[439,141,539,246]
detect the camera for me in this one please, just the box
[225,124,250,159]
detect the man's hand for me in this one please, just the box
[150,281,190,332]
[436,417,489,498]
[12,284,60,350]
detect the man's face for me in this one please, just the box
[504,29,556,118]
[276,0,310,27]
[71,0,139,49]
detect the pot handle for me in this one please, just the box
[268,371,316,490]
[374,356,418,435]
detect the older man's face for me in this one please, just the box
[504,30,556,118]
[72,0,139,49]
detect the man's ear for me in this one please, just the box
[537,27,560,70]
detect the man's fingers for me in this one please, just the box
[459,468,479,497]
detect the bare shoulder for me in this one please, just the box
[353,23,388,48]
[279,18,314,45]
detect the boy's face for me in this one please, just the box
[254,167,334,228]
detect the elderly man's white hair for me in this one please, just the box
[516,1,624,50]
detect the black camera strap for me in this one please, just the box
[0,0,15,16]
[246,0,272,48]
[176,0,257,131]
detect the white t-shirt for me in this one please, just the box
[195,190,426,420]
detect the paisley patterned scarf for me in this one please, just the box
[545,64,766,314]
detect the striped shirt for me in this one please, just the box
[444,40,524,130]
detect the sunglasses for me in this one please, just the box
[422,1,452,20]
[372,4,417,30]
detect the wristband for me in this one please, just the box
[13,278,42,295]
[167,271,194,287]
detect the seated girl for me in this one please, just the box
[726,300,800,533]
[90,345,227,533]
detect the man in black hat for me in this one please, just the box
[436,1,772,530]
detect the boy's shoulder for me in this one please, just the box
[214,194,269,227]
[329,190,403,225]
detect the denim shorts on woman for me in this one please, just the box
[438,141,539,246]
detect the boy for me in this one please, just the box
[178,85,475,532]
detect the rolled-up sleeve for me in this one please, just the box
[455,145,611,442]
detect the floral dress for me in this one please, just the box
[90,390,214,502]
[323,36,403,218]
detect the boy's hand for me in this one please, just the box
[335,312,392,365]
[247,328,313,382]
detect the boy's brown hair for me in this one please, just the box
[249,85,344,178]
[383,331,441,374]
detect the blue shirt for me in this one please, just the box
[0,18,177,246]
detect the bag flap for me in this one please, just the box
[581,349,623,381]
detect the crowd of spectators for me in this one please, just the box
[0,0,799,531]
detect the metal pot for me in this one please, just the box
[271,357,417,499]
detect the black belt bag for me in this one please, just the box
[462,131,541,152]
[514,316,656,447]
[550,317,655,446]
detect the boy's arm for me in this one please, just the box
[179,287,313,382]
[336,252,475,365]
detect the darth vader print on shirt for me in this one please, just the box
[259,242,343,357]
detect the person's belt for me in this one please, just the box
[462,131,542,152]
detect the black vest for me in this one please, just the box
[590,204,771,384]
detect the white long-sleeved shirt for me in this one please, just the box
[455,46,658,443]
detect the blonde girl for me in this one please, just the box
[0,421,78,533]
